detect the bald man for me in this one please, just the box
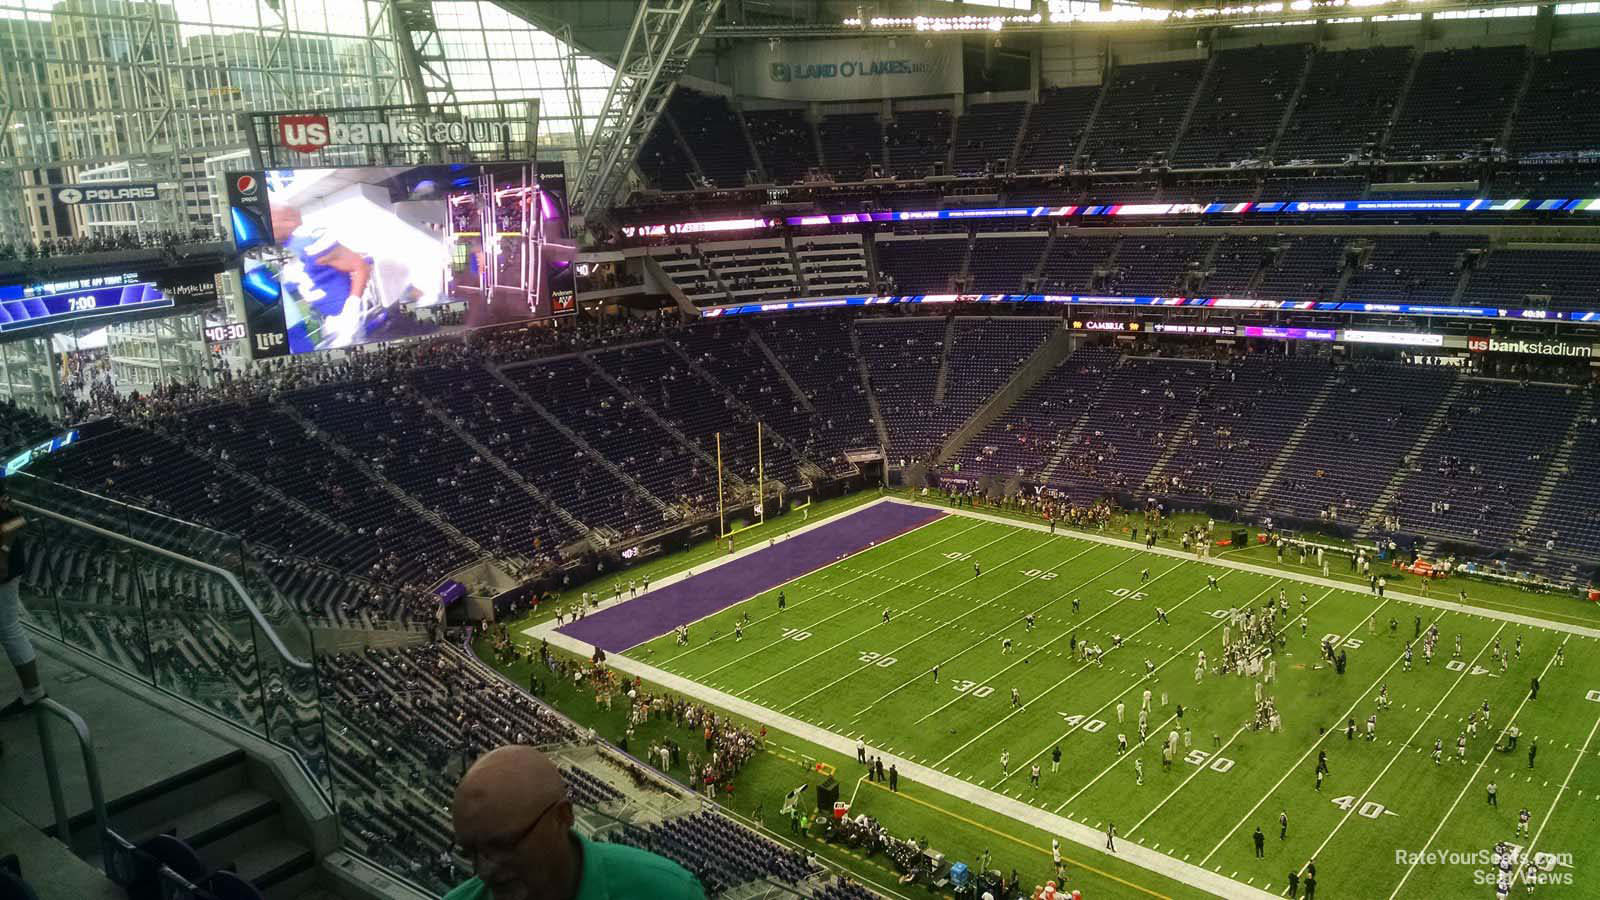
[447,745,705,900]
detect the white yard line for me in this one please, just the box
[1512,707,1600,891]
[533,617,1282,900]
[1195,603,1452,866]
[982,578,1286,786]
[739,533,1061,699]
[694,522,1017,675]
[1384,635,1571,899]
[1060,588,1338,828]
[903,557,1190,726]
[659,518,992,666]
[1292,621,1509,877]
[900,500,1600,641]
[810,542,1140,720]
[1125,592,1387,836]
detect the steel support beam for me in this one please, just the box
[573,0,722,220]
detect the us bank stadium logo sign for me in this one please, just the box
[276,113,511,154]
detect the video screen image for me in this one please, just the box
[230,162,570,357]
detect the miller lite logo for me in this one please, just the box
[278,114,331,153]
[235,174,258,197]
[255,332,285,351]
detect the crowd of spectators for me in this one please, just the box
[0,227,222,261]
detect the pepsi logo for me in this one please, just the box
[235,175,257,197]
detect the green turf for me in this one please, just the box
[624,505,1600,899]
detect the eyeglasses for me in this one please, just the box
[456,797,563,861]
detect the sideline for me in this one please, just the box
[531,606,1280,900]
[903,501,1600,641]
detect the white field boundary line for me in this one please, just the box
[690,524,1015,682]
[901,499,1600,642]
[1195,602,1452,866]
[654,517,988,667]
[1124,591,1388,835]
[530,617,1283,900]
[585,496,936,647]
[1071,588,1337,824]
[1512,705,1600,892]
[979,577,1284,784]
[1385,634,1571,899]
[743,532,1066,701]
[1292,620,1510,878]
[902,557,1191,726]
[816,543,1149,721]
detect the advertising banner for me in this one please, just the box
[1467,336,1595,358]
[738,36,962,101]
[53,183,159,205]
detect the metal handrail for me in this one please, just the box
[14,499,313,671]
[30,697,110,854]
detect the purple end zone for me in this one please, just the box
[557,500,947,652]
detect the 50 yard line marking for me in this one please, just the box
[653,518,987,664]
[1294,620,1509,878]
[1126,591,1387,836]
[1385,634,1570,899]
[775,534,1115,713]
[740,531,1065,698]
[900,557,1192,726]
[1064,588,1337,820]
[937,575,1282,773]
[1196,603,1452,866]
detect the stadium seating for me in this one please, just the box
[965,234,1048,293]
[1342,235,1481,305]
[885,109,953,179]
[874,234,968,294]
[744,108,819,184]
[856,318,948,463]
[668,89,756,189]
[953,101,1025,176]
[1036,234,1120,294]
[638,119,697,192]
[1387,46,1528,161]
[818,112,884,181]
[1275,46,1412,163]
[1103,236,1213,296]
[1080,59,1207,170]
[503,356,718,515]
[1511,47,1600,158]
[1016,85,1100,174]
[1252,235,1349,301]
[793,234,872,296]
[1461,247,1600,311]
[1173,44,1308,168]
[606,813,818,895]
[749,314,880,463]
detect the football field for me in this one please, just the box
[615,504,1600,898]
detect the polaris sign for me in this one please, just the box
[276,113,509,154]
[54,183,159,205]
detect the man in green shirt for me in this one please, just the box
[446,746,706,900]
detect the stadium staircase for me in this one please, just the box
[1356,377,1467,540]
[577,347,749,491]
[1007,101,1033,172]
[1166,52,1219,164]
[1241,377,1338,518]
[747,330,815,414]
[665,112,708,188]
[411,390,596,543]
[1140,403,1206,493]
[1027,228,1059,291]
[862,229,883,293]
[1070,66,1112,168]
[849,324,892,454]
[1266,48,1317,161]
[1378,49,1425,155]
[784,237,808,294]
[1498,50,1539,151]
[156,427,350,540]
[1516,391,1597,543]
[734,105,767,185]
[275,404,489,559]
[1039,357,1120,483]
[642,253,703,315]
[932,317,957,405]
[932,323,1073,467]
[662,339,825,485]
[486,364,673,517]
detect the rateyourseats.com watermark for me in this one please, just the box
[1394,848,1576,886]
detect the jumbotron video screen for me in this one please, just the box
[225,161,574,358]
